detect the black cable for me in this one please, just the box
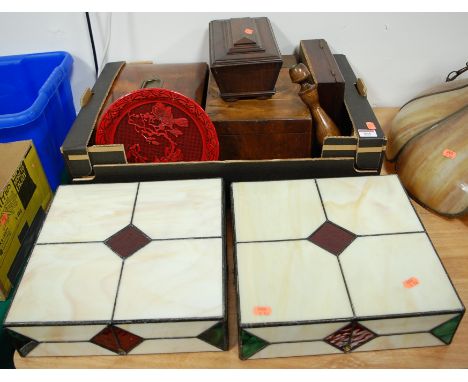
[85,12,99,78]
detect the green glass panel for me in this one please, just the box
[1,277,16,367]
[240,329,268,360]
[431,314,463,344]
[197,321,227,351]
[5,328,38,357]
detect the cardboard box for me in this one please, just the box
[62,56,386,184]
[0,141,51,300]
[321,55,386,171]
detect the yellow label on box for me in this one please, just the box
[0,180,24,265]
[0,142,51,300]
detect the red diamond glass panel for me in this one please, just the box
[105,225,151,258]
[113,326,144,353]
[349,323,376,350]
[325,322,376,352]
[91,326,120,354]
[91,325,143,354]
[308,221,356,255]
[324,323,353,351]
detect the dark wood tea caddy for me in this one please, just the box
[209,17,283,101]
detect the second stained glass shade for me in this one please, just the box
[231,175,464,359]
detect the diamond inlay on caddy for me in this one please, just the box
[232,175,464,360]
[4,178,227,357]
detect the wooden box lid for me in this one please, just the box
[299,39,345,85]
[209,17,282,67]
[99,62,208,116]
[206,67,311,123]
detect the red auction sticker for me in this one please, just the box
[253,306,272,316]
[366,121,376,130]
[443,149,457,159]
[403,277,420,289]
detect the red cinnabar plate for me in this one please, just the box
[96,88,219,163]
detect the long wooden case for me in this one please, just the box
[299,39,345,126]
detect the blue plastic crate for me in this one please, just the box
[0,51,76,190]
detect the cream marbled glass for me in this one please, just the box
[5,179,227,357]
[232,175,464,360]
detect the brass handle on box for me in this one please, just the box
[141,76,164,89]
[356,78,367,97]
[80,88,93,108]
[289,63,341,146]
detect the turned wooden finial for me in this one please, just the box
[289,62,310,84]
[290,63,341,146]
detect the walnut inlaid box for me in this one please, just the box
[209,17,283,101]
[4,178,227,357]
[206,66,312,160]
[232,175,464,360]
